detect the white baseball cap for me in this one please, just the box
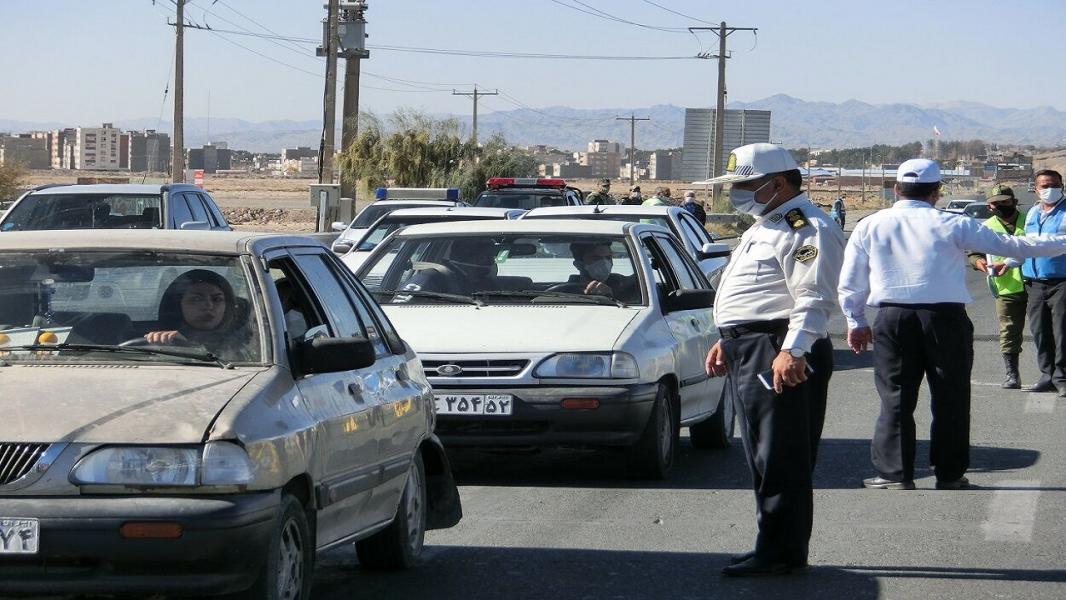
[706,143,800,185]
[896,159,940,183]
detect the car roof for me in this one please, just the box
[383,207,521,219]
[28,184,182,195]
[368,199,460,207]
[397,219,638,237]
[0,230,323,255]
[523,205,678,217]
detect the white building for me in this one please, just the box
[74,123,122,170]
[679,109,771,181]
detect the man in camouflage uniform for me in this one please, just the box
[586,178,615,205]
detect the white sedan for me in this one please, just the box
[330,199,466,253]
[520,205,731,285]
[355,219,732,479]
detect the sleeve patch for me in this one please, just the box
[793,245,818,263]
[785,209,810,230]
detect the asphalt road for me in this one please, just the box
[310,213,1066,600]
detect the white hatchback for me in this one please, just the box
[355,220,732,479]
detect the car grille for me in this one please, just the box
[0,443,49,485]
[422,359,529,378]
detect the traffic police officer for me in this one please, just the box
[704,143,845,577]
[966,184,1027,389]
[839,160,1066,491]
[585,178,615,205]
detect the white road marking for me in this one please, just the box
[1024,395,1056,414]
[981,479,1041,542]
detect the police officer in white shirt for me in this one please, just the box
[839,159,1066,491]
[704,143,845,577]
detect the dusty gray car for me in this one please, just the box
[0,231,460,598]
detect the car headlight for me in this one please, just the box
[534,352,640,379]
[70,442,254,487]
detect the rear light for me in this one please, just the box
[561,398,600,410]
[120,522,183,539]
[486,177,567,189]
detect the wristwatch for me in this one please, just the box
[786,347,806,358]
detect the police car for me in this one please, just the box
[472,178,584,210]
[355,219,733,480]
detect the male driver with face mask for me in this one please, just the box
[566,240,638,302]
[703,143,845,577]
[1004,169,1066,395]
[965,184,1027,389]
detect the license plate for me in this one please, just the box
[0,518,39,555]
[434,394,513,416]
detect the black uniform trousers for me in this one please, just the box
[720,325,832,565]
[1024,279,1066,388]
[871,303,973,483]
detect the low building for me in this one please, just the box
[282,146,317,162]
[679,109,772,181]
[648,150,674,180]
[0,134,50,169]
[188,143,232,174]
[129,130,171,173]
[50,128,77,169]
[74,123,123,170]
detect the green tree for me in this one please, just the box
[451,133,538,200]
[0,161,28,202]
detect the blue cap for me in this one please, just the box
[374,187,387,200]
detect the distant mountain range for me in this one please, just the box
[3,95,1066,152]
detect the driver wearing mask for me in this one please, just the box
[404,238,503,296]
[567,241,638,301]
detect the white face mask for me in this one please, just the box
[729,179,776,216]
[581,257,613,281]
[1038,186,1064,205]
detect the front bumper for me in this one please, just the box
[0,490,280,595]
[433,383,659,447]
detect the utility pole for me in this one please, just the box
[806,144,812,198]
[339,1,369,201]
[453,85,499,147]
[616,114,650,188]
[172,0,185,183]
[319,0,339,185]
[690,22,757,204]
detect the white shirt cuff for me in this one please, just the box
[783,329,816,354]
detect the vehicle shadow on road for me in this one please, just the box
[446,438,1040,491]
[840,564,1066,583]
[313,546,882,600]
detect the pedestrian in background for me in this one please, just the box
[681,190,707,224]
[642,186,673,207]
[830,194,846,229]
[585,178,615,205]
[705,143,845,577]
[1006,169,1066,396]
[965,184,1027,389]
[839,160,1066,491]
[622,185,642,205]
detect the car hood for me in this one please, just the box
[0,365,263,444]
[381,304,641,353]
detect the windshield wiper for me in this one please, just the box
[1,343,234,369]
[373,289,484,306]
[474,289,625,307]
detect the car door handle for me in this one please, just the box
[347,382,365,401]
[689,318,701,330]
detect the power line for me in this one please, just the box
[210,0,311,56]
[638,0,716,25]
[545,0,689,33]
[366,44,695,60]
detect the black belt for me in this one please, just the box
[879,302,965,311]
[1024,278,1066,284]
[718,319,789,339]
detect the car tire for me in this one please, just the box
[689,387,733,449]
[236,493,314,600]
[627,383,677,479]
[356,452,427,570]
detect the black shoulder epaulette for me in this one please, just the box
[784,208,811,230]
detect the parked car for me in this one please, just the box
[472,177,584,210]
[963,202,993,219]
[942,198,978,213]
[340,206,527,272]
[0,183,230,232]
[520,205,731,285]
[355,220,732,479]
[0,230,460,597]
[331,199,466,253]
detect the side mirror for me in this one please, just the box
[331,241,353,254]
[663,288,715,313]
[295,335,376,374]
[698,242,732,260]
[180,220,211,231]
[331,221,348,232]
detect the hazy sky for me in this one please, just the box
[1,0,1060,125]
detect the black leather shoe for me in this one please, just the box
[863,476,916,490]
[1025,380,1056,392]
[722,556,808,577]
[729,550,756,565]
[935,476,970,490]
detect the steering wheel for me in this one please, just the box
[118,336,190,347]
[544,282,587,294]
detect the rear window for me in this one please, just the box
[351,203,445,228]
[1,193,163,231]
[474,191,568,210]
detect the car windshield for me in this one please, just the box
[350,203,449,228]
[0,251,263,364]
[526,213,671,230]
[1,194,163,231]
[359,233,643,306]
[474,191,568,210]
[357,215,498,251]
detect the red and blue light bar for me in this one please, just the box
[486,177,567,189]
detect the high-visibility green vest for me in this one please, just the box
[984,212,1026,295]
